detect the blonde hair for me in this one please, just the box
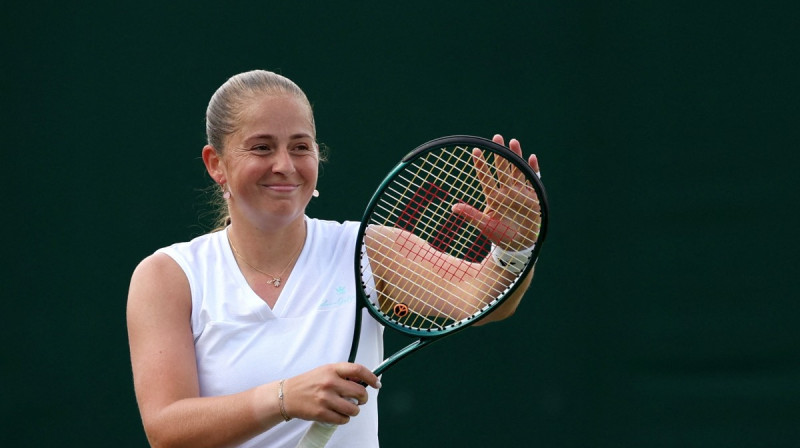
[204,70,321,231]
[206,70,316,153]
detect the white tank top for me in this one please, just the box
[157,218,383,448]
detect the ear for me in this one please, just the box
[202,145,225,184]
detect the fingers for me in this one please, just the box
[506,139,527,184]
[529,154,541,178]
[507,137,522,156]
[451,202,490,232]
[337,362,382,393]
[452,202,517,243]
[471,147,495,201]
[491,134,512,186]
[493,133,541,179]
[329,363,380,421]
[459,134,541,249]
[490,135,528,186]
[286,363,380,425]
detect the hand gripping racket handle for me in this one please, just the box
[295,398,358,448]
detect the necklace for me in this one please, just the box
[227,229,306,288]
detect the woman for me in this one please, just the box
[127,70,541,448]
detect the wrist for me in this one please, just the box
[278,379,292,422]
[251,381,287,429]
[490,243,535,274]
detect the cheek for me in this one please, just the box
[300,158,320,183]
[230,161,263,187]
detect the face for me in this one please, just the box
[210,94,319,229]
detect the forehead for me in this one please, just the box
[230,94,315,144]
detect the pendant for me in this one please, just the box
[270,277,282,288]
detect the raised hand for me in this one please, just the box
[452,134,542,251]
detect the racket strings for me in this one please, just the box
[428,147,488,261]
[387,147,491,330]
[368,149,482,328]
[363,145,539,331]
[366,212,507,328]
[410,148,541,236]
[452,145,542,250]
[389,150,541,252]
[362,237,480,329]
[384,146,530,280]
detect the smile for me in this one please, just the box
[263,184,299,193]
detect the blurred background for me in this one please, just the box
[3,1,798,446]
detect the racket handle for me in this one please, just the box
[296,397,358,448]
[296,422,337,448]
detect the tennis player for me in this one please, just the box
[127,69,541,448]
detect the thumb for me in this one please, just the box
[452,203,517,244]
[451,202,485,225]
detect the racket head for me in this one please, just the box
[353,135,548,340]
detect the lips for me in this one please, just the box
[263,183,299,193]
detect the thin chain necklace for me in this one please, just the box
[227,228,306,288]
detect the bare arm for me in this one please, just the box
[365,226,534,324]
[127,253,380,448]
[365,135,542,326]
[127,253,282,448]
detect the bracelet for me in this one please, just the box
[278,379,291,422]
[491,243,535,274]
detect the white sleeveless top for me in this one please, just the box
[157,217,383,448]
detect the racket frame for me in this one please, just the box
[347,135,549,376]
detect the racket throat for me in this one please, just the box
[373,339,433,377]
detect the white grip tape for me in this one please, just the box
[296,398,358,448]
[297,422,337,448]
[491,244,535,274]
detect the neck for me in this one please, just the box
[226,216,307,270]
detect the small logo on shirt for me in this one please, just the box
[318,286,355,309]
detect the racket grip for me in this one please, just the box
[296,397,357,448]
[296,422,337,448]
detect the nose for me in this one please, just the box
[271,147,295,174]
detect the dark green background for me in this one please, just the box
[4,1,798,446]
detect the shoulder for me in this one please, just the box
[130,230,226,295]
[156,231,224,263]
[129,252,190,308]
[130,251,185,286]
[127,253,193,347]
[127,233,223,318]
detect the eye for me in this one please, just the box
[292,143,314,153]
[251,144,272,152]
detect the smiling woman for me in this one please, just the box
[203,71,321,232]
[203,94,320,234]
[127,70,385,448]
[126,69,543,448]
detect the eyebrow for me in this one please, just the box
[244,133,314,143]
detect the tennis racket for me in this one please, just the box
[297,135,549,447]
